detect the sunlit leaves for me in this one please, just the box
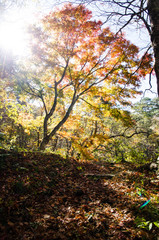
[30,3,152,106]
[16,3,153,150]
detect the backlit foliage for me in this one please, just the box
[0,5,157,168]
[11,4,153,150]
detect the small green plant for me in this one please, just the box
[77,166,83,171]
[135,216,159,230]
[136,187,147,197]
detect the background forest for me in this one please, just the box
[0,2,158,164]
[1,94,159,164]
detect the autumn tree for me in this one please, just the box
[64,0,159,96]
[18,4,152,150]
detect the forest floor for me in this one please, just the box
[0,151,159,240]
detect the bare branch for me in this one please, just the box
[143,67,158,97]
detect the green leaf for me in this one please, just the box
[149,222,153,230]
[154,222,159,228]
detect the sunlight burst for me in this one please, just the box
[0,5,38,57]
[0,22,28,56]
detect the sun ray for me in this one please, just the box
[0,4,39,57]
[0,22,28,56]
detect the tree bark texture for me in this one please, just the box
[148,0,159,96]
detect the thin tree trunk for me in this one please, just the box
[39,92,78,150]
[37,130,40,148]
[148,0,159,96]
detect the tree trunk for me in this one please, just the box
[39,135,50,150]
[39,92,78,150]
[148,0,159,96]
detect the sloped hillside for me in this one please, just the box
[0,151,159,239]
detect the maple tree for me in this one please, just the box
[69,0,159,96]
[17,3,152,150]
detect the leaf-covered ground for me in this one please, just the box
[0,151,159,240]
